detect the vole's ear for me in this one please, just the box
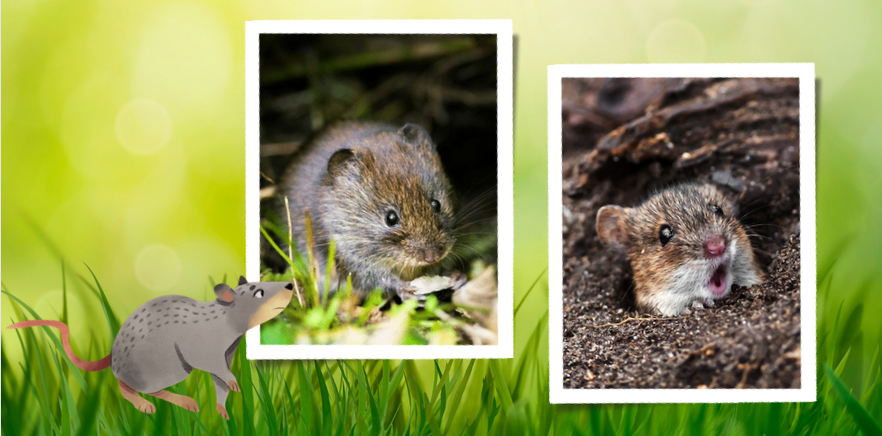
[238,276,248,286]
[215,283,236,303]
[327,148,359,178]
[697,183,737,216]
[398,123,435,149]
[596,205,631,250]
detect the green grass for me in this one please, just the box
[257,219,489,346]
[2,263,880,435]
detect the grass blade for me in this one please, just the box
[314,361,333,433]
[3,289,95,397]
[298,361,318,434]
[255,362,280,434]
[825,364,882,436]
[82,263,121,336]
[488,360,513,413]
[62,261,69,325]
[514,267,547,317]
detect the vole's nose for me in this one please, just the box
[704,236,726,258]
[416,249,441,265]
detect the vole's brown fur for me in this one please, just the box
[278,120,456,300]
[596,183,762,316]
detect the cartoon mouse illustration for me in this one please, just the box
[8,276,294,419]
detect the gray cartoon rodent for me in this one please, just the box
[7,276,294,420]
[596,183,763,316]
[277,120,457,301]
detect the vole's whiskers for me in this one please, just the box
[618,280,635,309]
[451,231,496,238]
[452,188,497,227]
[441,250,469,271]
[452,243,488,262]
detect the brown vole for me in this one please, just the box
[278,120,457,301]
[7,277,294,419]
[596,183,762,316]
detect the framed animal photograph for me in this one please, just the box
[245,20,513,359]
[548,64,815,403]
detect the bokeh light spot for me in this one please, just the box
[134,244,182,292]
[115,99,172,155]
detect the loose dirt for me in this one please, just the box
[561,78,802,389]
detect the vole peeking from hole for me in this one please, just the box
[8,277,294,419]
[596,183,763,316]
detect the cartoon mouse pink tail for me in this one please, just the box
[8,320,112,372]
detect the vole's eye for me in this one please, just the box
[430,199,441,213]
[658,224,674,246]
[253,289,264,298]
[707,204,724,217]
[384,210,400,227]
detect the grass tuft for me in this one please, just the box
[2,264,880,435]
[258,221,494,346]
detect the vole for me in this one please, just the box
[7,277,294,420]
[277,120,457,301]
[595,183,762,316]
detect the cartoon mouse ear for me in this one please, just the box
[398,124,435,149]
[238,276,248,286]
[596,205,631,250]
[214,283,236,303]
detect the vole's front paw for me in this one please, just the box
[691,297,715,310]
[396,288,428,303]
[449,271,468,290]
[399,274,462,304]
[228,380,241,392]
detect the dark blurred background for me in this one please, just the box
[259,33,499,270]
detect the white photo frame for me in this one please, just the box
[548,64,816,403]
[246,20,513,360]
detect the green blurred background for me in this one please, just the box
[3,0,881,432]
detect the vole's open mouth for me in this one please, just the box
[708,264,728,297]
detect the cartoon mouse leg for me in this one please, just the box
[212,375,231,420]
[119,381,156,414]
[211,366,241,392]
[148,390,199,413]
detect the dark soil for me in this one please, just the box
[561,78,802,389]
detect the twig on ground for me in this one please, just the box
[585,314,685,328]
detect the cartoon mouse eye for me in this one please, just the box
[658,224,674,246]
[253,289,264,298]
[384,210,400,227]
[430,199,441,213]
[707,204,724,217]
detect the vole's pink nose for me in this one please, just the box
[704,236,726,258]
